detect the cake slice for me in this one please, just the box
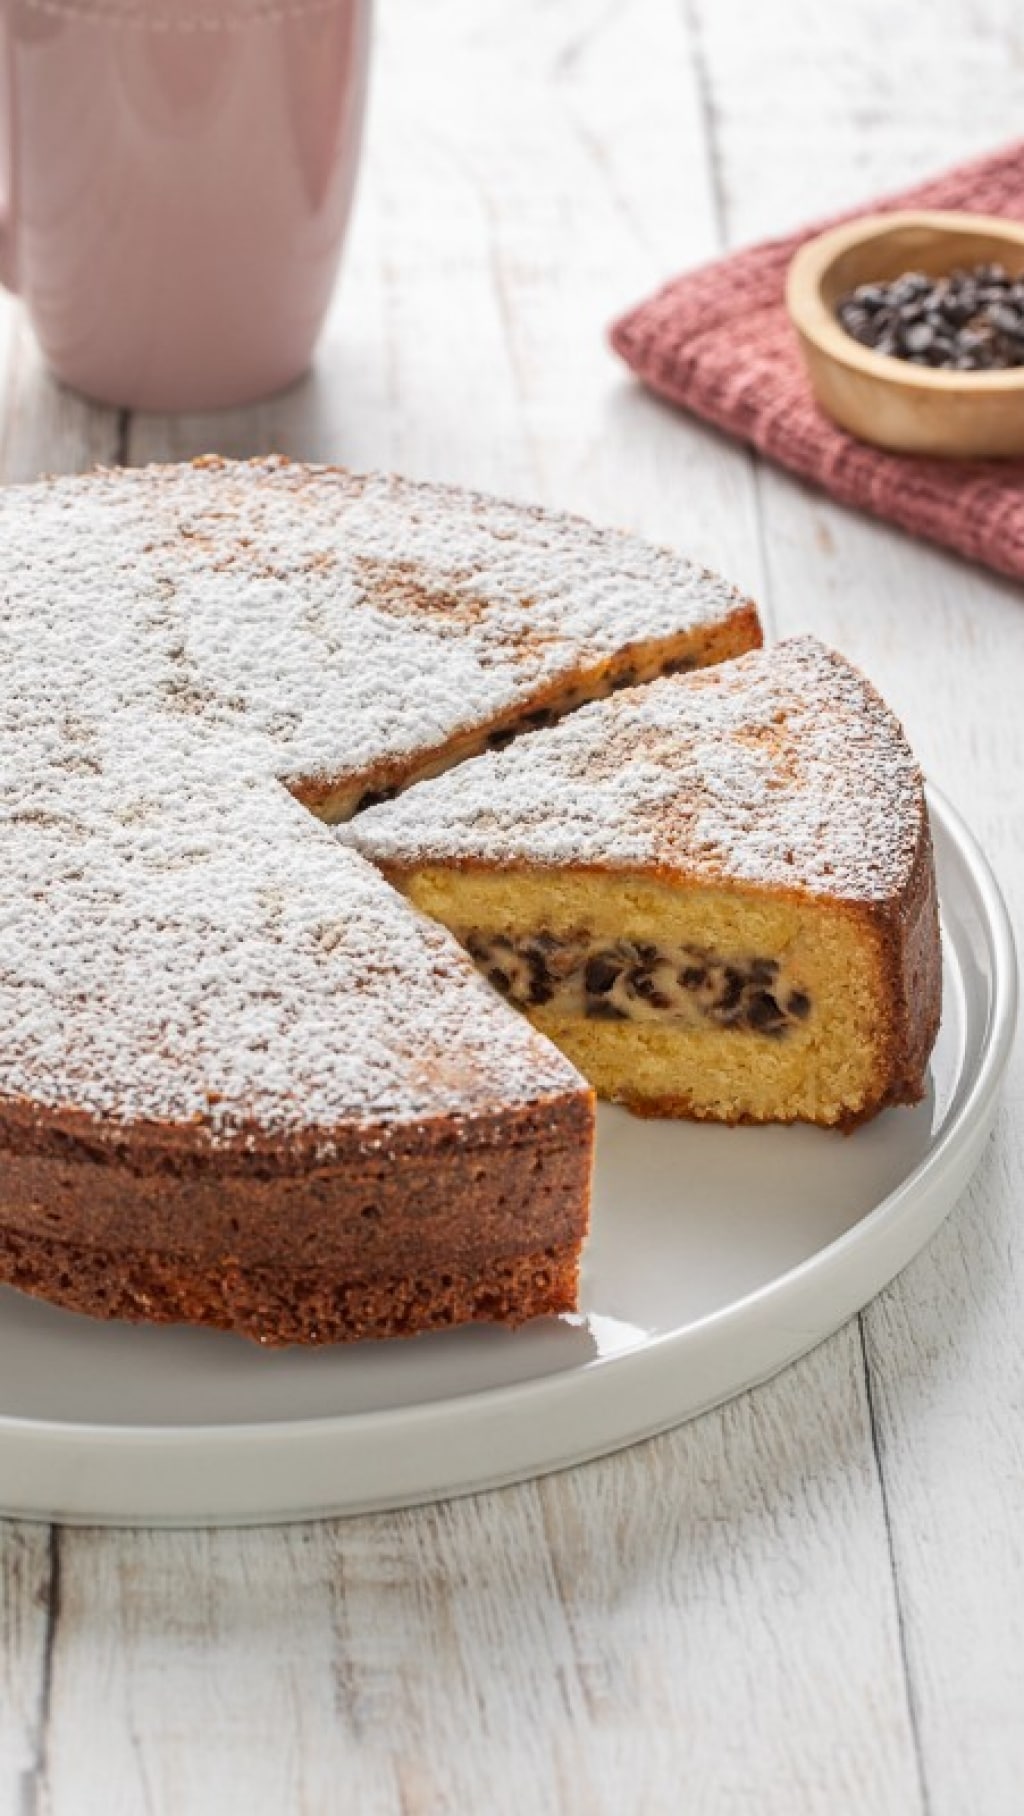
[0,787,596,1346]
[349,638,942,1130]
[130,457,759,822]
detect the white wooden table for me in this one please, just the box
[1,2,1021,1809]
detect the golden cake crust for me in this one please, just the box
[0,458,762,1342]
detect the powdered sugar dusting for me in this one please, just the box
[14,455,749,794]
[350,639,927,903]
[0,456,754,1138]
[0,755,578,1135]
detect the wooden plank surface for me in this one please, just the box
[0,0,1019,1810]
[38,1327,922,1816]
[693,3,1024,1810]
[0,297,120,1816]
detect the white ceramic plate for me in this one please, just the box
[0,789,1014,1527]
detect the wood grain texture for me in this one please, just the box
[0,289,121,1816]
[0,0,1018,1809]
[0,1526,53,1816]
[0,294,121,483]
[693,3,1024,1810]
[39,1329,920,1816]
[128,0,767,592]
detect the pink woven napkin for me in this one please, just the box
[610,141,1024,584]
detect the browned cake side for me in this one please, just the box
[0,1094,593,1345]
[859,810,943,1121]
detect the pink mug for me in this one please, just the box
[0,0,372,412]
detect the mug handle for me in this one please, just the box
[0,7,16,292]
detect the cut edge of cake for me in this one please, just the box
[296,599,762,821]
[347,637,942,1131]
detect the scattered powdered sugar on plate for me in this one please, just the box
[350,638,927,902]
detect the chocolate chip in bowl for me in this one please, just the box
[785,210,1024,456]
[836,263,1024,370]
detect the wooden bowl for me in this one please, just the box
[786,210,1024,458]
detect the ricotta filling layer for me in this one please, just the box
[460,932,812,1035]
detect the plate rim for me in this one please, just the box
[0,785,1015,1519]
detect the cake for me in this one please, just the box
[350,638,942,1130]
[0,456,761,1343]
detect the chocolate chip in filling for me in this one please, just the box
[458,931,813,1035]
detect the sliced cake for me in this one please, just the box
[350,638,942,1130]
[0,457,762,1344]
